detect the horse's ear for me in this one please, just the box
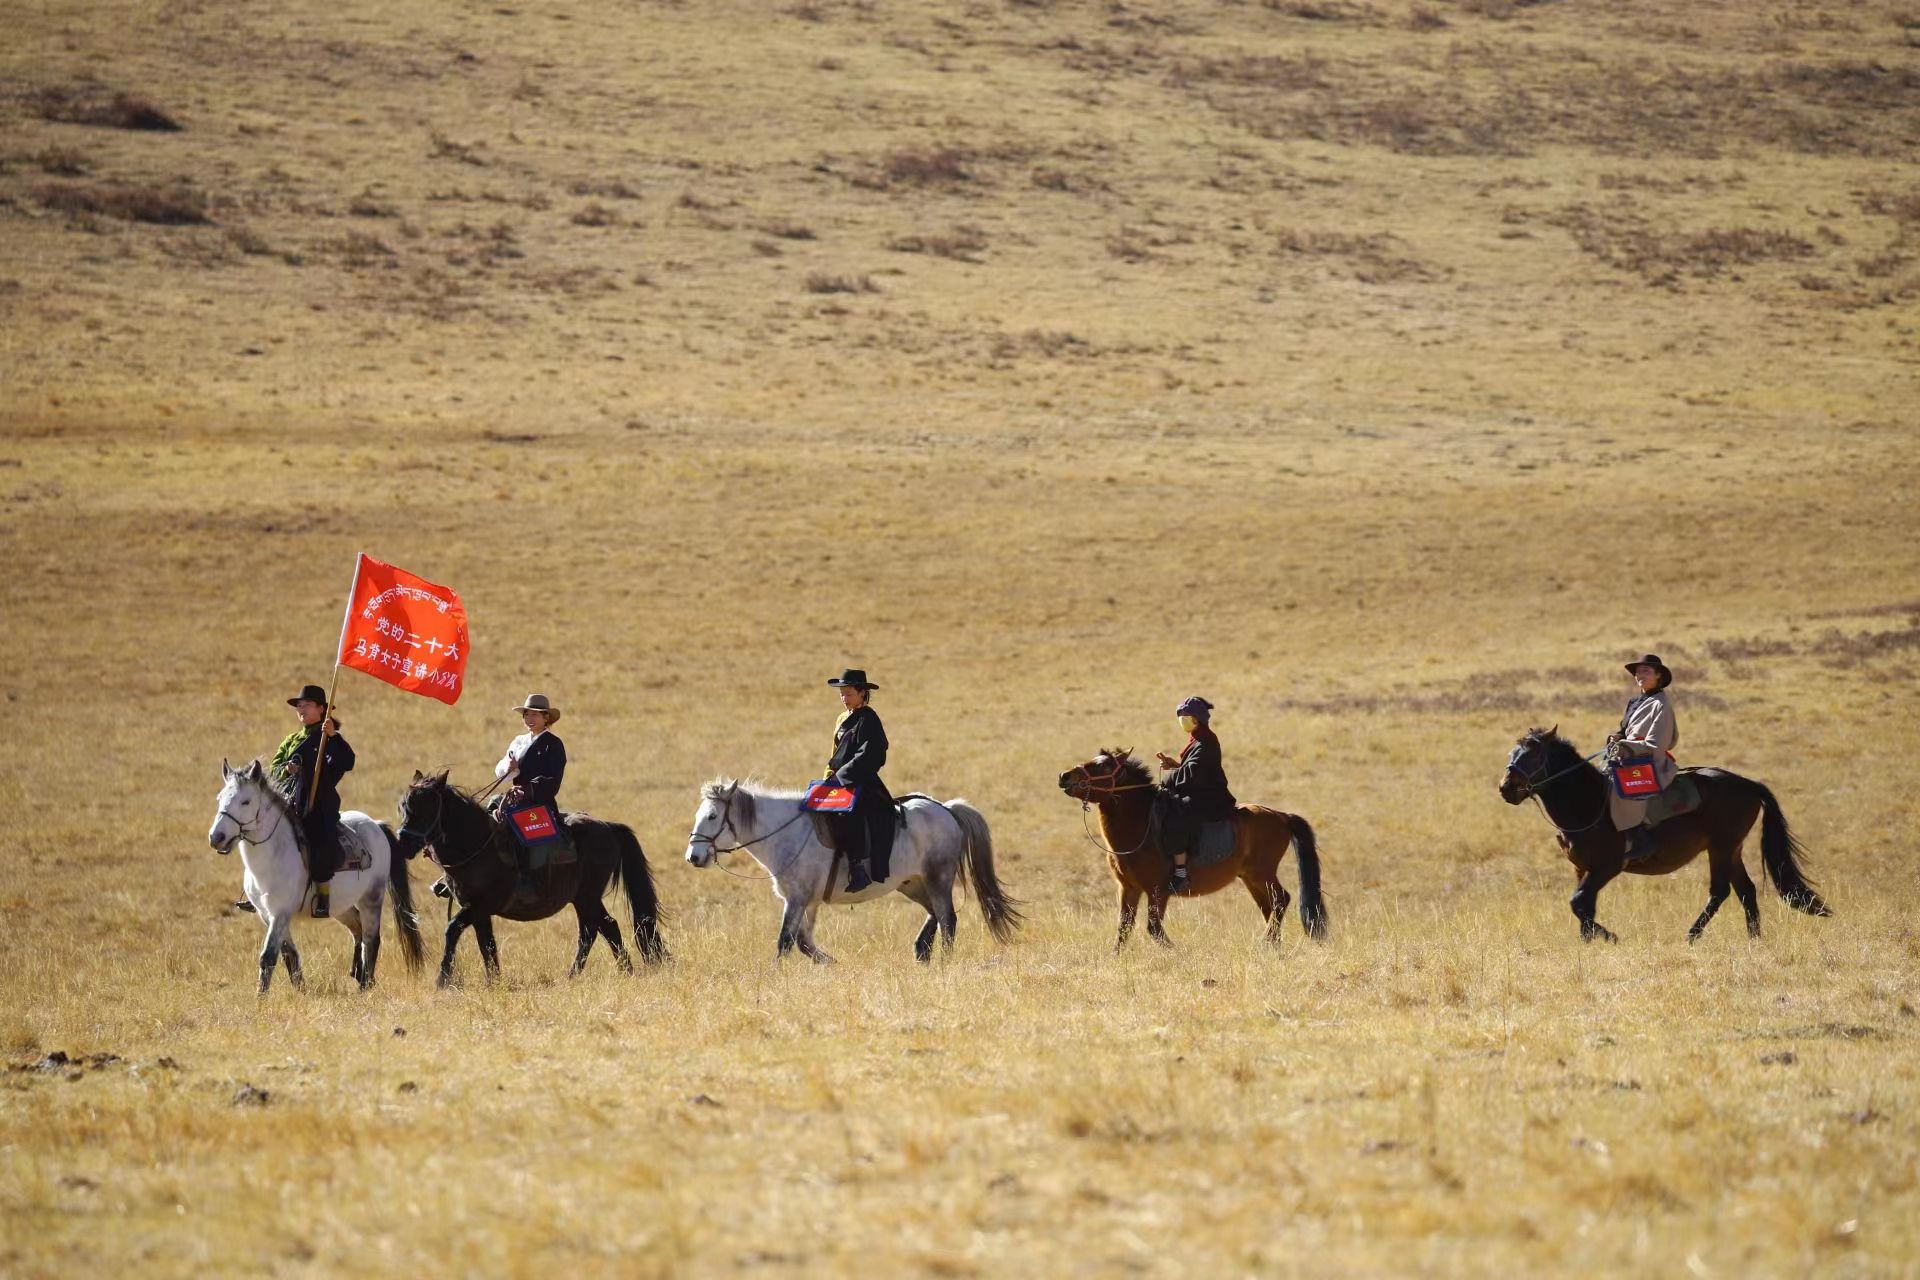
[1547,723,1558,737]
[1119,746,1133,760]
[222,757,232,779]
[432,768,451,785]
[246,760,264,779]
[411,769,424,784]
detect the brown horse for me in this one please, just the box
[1499,726,1831,943]
[1059,749,1327,951]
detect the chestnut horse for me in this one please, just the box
[1499,726,1831,943]
[1059,749,1326,951]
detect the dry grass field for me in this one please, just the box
[4,0,1920,1274]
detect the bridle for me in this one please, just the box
[213,785,288,850]
[1065,757,1158,856]
[399,781,504,871]
[1506,740,1609,835]
[686,785,813,879]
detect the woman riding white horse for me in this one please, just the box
[208,758,424,992]
[683,779,1023,962]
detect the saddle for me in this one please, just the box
[291,818,372,873]
[810,802,902,882]
[1646,773,1703,827]
[1148,806,1239,868]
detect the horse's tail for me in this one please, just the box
[1289,814,1329,939]
[607,822,669,964]
[380,822,427,975]
[948,800,1024,944]
[1751,780,1831,917]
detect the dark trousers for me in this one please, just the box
[1156,796,1198,861]
[301,811,342,883]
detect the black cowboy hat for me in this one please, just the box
[1624,654,1672,690]
[287,683,328,707]
[826,668,880,690]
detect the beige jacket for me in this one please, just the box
[1608,689,1678,830]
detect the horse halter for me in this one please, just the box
[1065,757,1154,805]
[398,781,495,870]
[214,785,286,848]
[687,786,806,858]
[1507,738,1608,835]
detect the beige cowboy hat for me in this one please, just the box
[513,693,561,723]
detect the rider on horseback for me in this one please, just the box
[433,693,567,900]
[1154,695,1236,895]
[825,669,893,894]
[1606,654,1678,864]
[269,683,355,919]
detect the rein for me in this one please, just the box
[689,787,814,881]
[214,789,289,848]
[1066,759,1158,857]
[1512,748,1610,836]
[401,783,508,872]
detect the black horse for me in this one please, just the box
[396,770,667,984]
[1499,727,1831,943]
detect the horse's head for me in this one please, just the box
[685,780,742,868]
[209,758,274,853]
[395,768,453,855]
[1059,748,1147,804]
[1499,726,1561,805]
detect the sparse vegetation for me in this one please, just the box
[31,180,210,225]
[802,271,878,293]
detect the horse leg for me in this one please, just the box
[1729,846,1763,937]
[258,913,292,994]
[776,895,806,961]
[929,879,959,955]
[1687,846,1732,944]
[596,907,632,974]
[1569,865,1620,943]
[280,938,304,989]
[1243,876,1283,947]
[569,904,597,977]
[1114,882,1141,953]
[1145,886,1174,948]
[798,903,835,965]
[473,916,502,982]
[438,906,475,988]
[899,881,938,963]
[339,907,364,985]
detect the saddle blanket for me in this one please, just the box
[1646,774,1703,827]
[297,821,372,873]
[523,813,579,871]
[1190,820,1238,868]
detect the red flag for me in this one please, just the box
[335,554,470,704]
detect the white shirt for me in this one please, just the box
[496,730,547,779]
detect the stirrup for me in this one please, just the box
[1167,866,1191,894]
[1622,827,1656,864]
[845,859,874,893]
[311,888,331,919]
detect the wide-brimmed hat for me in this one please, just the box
[1624,654,1672,690]
[287,683,328,708]
[514,693,562,723]
[827,668,879,690]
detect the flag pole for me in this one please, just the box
[309,554,364,812]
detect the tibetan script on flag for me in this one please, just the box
[336,553,469,704]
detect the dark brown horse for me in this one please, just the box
[1059,749,1326,951]
[1499,726,1831,943]
[396,770,667,984]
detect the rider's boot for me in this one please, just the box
[1622,824,1657,864]
[1166,857,1191,895]
[311,882,331,919]
[845,856,875,894]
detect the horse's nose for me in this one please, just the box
[1057,771,1074,789]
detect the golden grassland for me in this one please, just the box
[3,0,1920,1274]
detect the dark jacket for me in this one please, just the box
[510,731,567,811]
[828,705,893,811]
[281,724,355,817]
[1162,725,1235,821]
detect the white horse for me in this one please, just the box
[684,780,1024,962]
[207,759,425,993]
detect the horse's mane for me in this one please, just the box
[234,760,299,818]
[1100,749,1154,790]
[702,776,810,833]
[1523,726,1590,773]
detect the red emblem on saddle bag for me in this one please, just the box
[1610,755,1663,800]
[509,804,560,845]
[803,781,858,812]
